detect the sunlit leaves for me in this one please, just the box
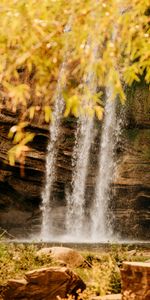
[8,144,29,176]
[0,0,149,113]
[145,66,150,84]
[117,0,150,85]
[0,0,149,168]
[44,106,53,123]
[8,122,35,174]
[94,106,104,120]
[123,64,141,86]
[4,83,30,112]
[8,122,29,139]
[64,95,80,117]
[29,106,35,120]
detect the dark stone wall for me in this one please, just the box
[112,82,150,240]
[0,111,47,237]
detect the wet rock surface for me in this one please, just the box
[0,111,77,237]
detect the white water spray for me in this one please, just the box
[40,18,73,239]
[91,89,116,241]
[40,67,65,240]
[66,43,98,240]
[66,115,94,239]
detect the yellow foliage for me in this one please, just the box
[0,0,149,166]
[8,123,35,172]
[44,106,53,123]
[64,95,80,117]
[0,0,149,113]
[94,106,104,120]
[29,106,35,120]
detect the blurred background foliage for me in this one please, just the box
[0,0,149,165]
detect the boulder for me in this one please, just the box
[1,266,86,300]
[121,262,150,300]
[36,246,90,268]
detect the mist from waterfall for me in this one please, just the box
[91,89,116,241]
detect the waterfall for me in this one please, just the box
[91,89,116,241]
[65,44,98,240]
[40,67,65,240]
[40,9,120,242]
[40,16,73,240]
[66,115,94,240]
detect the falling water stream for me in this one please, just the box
[91,89,116,241]
[65,40,98,240]
[66,115,94,240]
[90,25,120,241]
[66,88,117,242]
[40,13,119,242]
[40,19,72,240]
[40,66,65,240]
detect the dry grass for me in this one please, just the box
[0,243,149,299]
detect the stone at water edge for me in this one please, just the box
[36,246,91,268]
[1,266,86,300]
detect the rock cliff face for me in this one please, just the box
[112,82,150,240]
[0,111,77,237]
[0,110,48,236]
[0,82,149,240]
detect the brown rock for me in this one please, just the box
[111,82,150,240]
[121,262,150,300]
[36,246,88,268]
[2,266,86,300]
[0,110,47,237]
